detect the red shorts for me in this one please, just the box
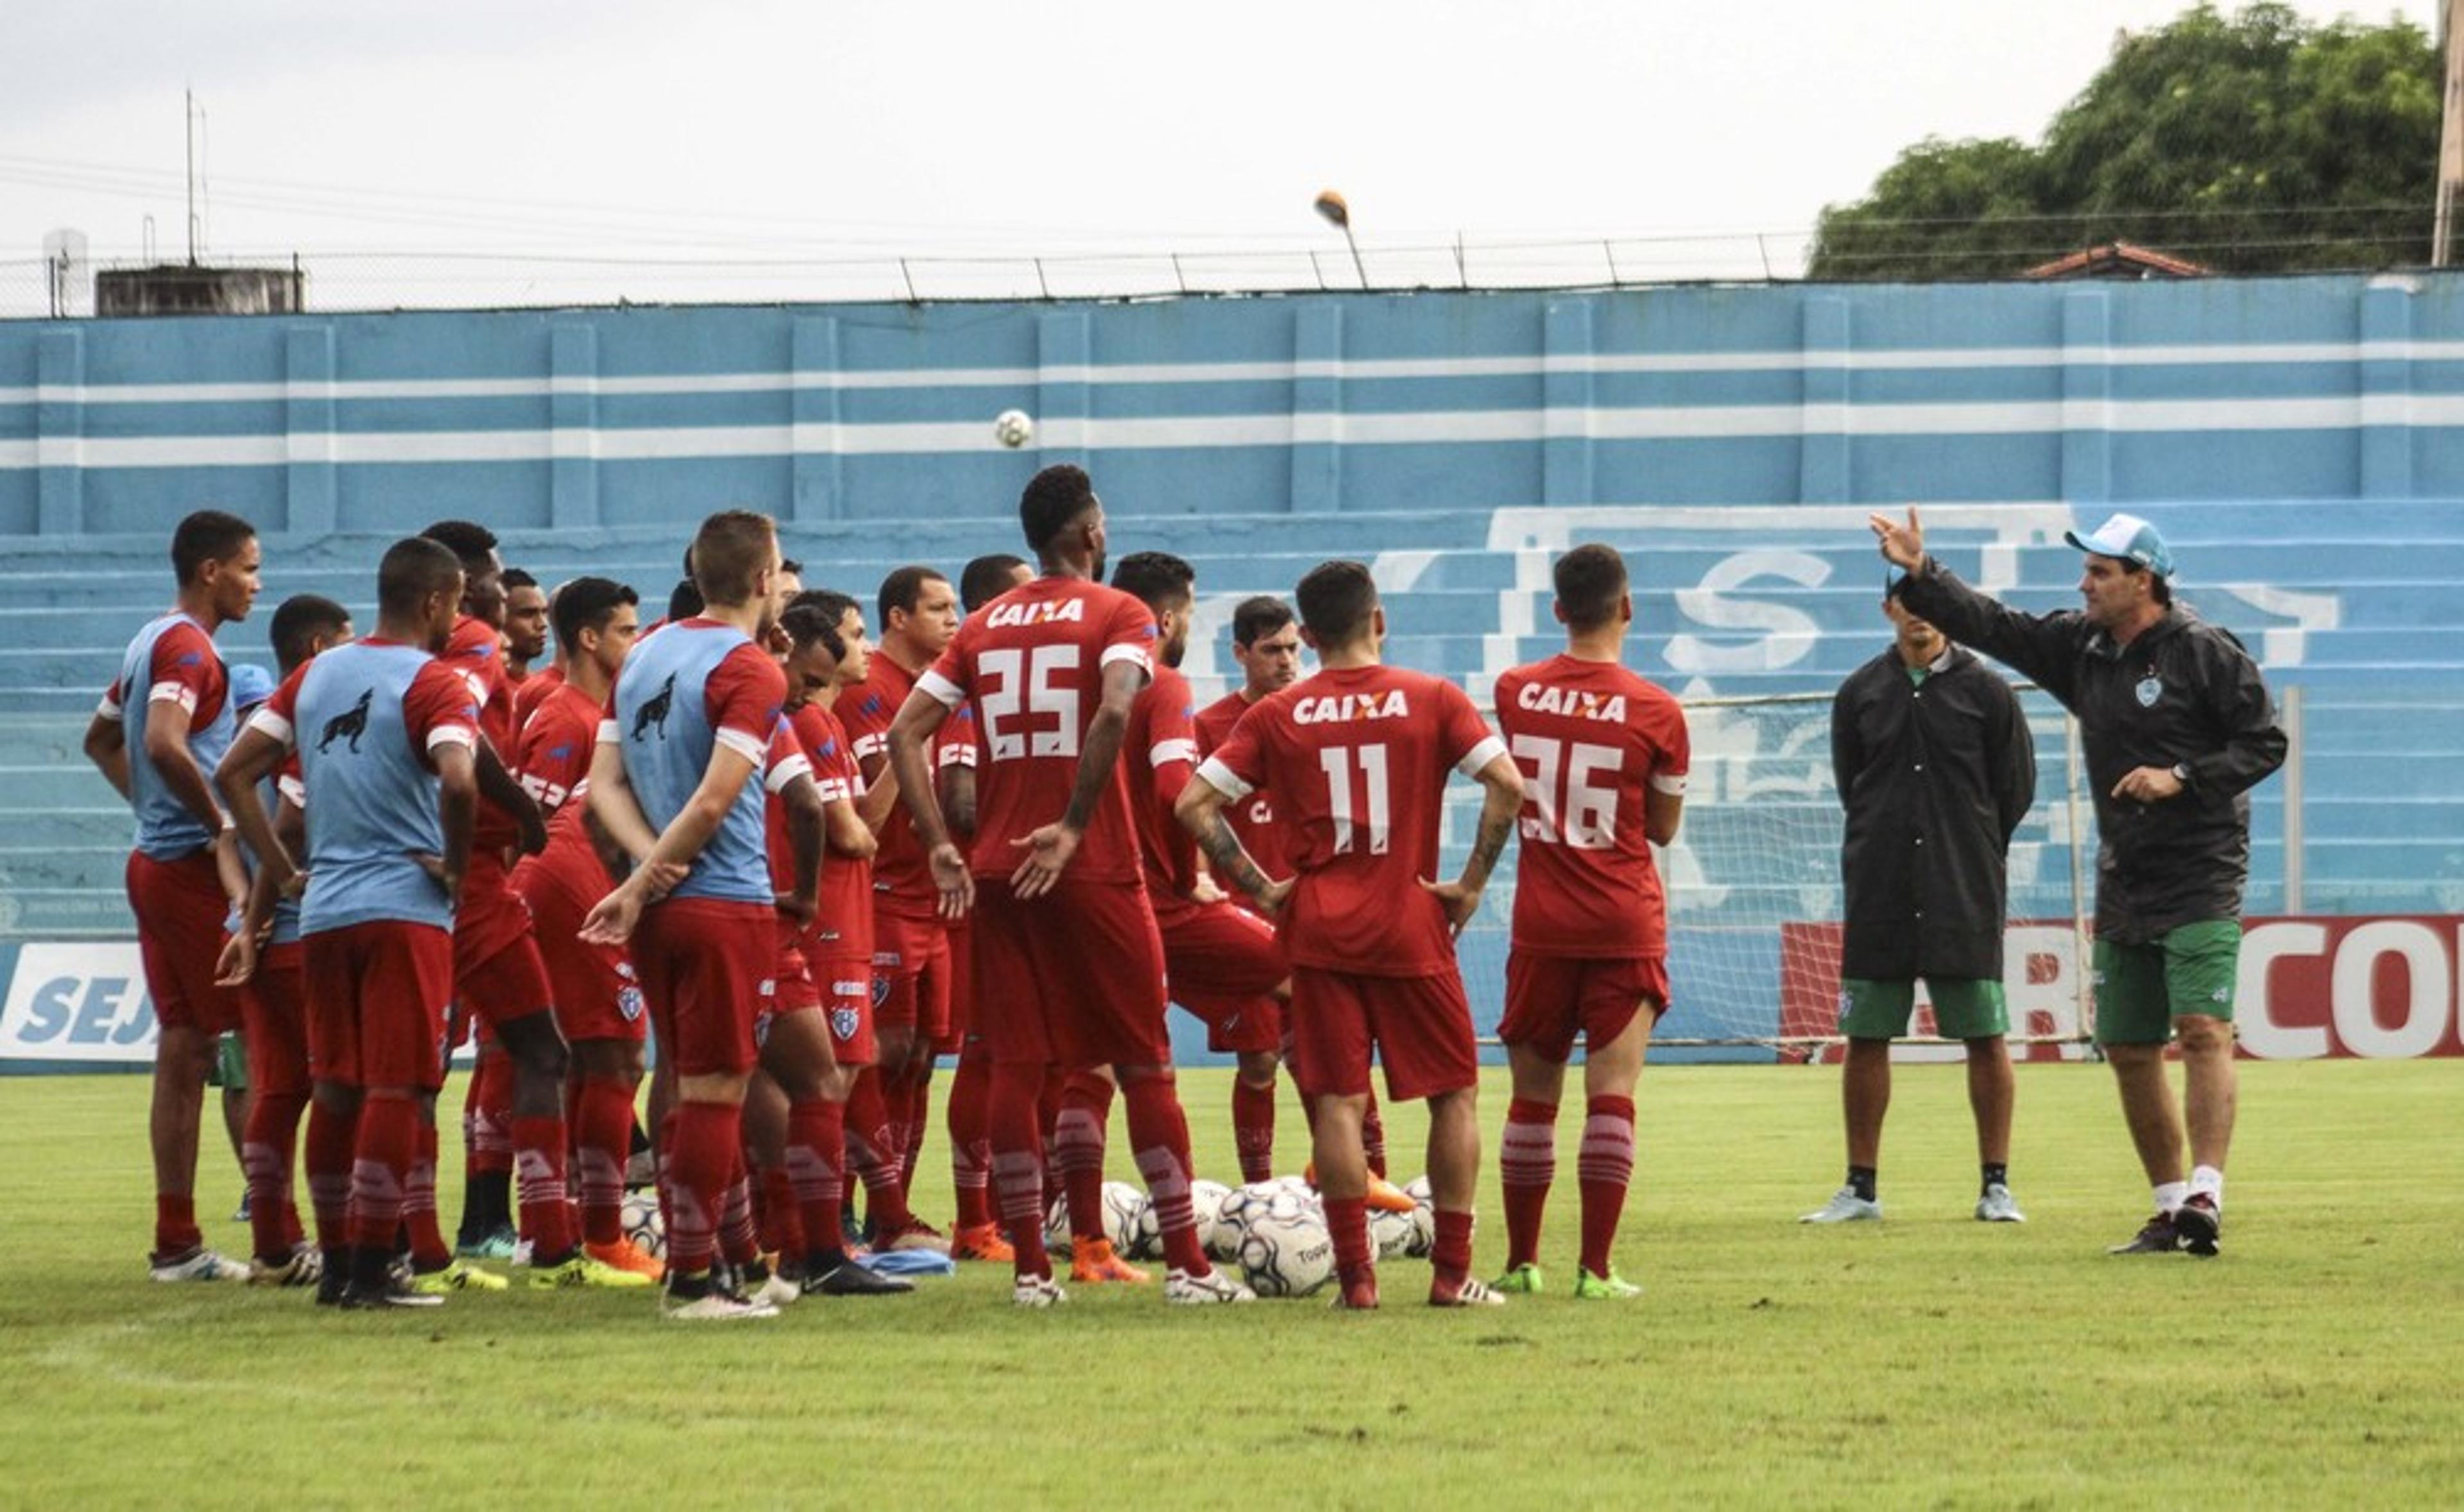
[1287,965,1478,1103]
[126,849,242,1035]
[634,897,773,1078]
[1500,951,1670,1064]
[1159,899,1287,1055]
[302,920,455,1091]
[513,862,646,1045]
[871,910,952,1041]
[773,924,821,1014]
[238,942,312,1099]
[936,917,973,1055]
[815,951,878,1067]
[452,852,535,976]
[969,879,1170,1069]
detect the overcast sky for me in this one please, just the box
[0,1,2441,303]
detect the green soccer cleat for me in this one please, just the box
[411,1258,509,1294]
[1574,1268,1643,1300]
[1493,1262,1546,1295]
[529,1252,655,1289]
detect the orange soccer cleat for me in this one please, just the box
[948,1223,1015,1264]
[1068,1237,1152,1284]
[584,1236,667,1283]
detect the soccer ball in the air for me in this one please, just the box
[1188,1178,1233,1260]
[1237,1210,1336,1298]
[1100,1180,1154,1257]
[620,1191,665,1260]
[993,409,1034,448]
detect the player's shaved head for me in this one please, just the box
[960,553,1031,613]
[1231,595,1294,648]
[1553,543,1629,633]
[1111,551,1195,616]
[378,536,465,620]
[1295,559,1380,649]
[171,509,257,587]
[878,565,948,627]
[1019,464,1098,553]
[552,576,638,650]
[269,593,352,676]
[690,509,778,609]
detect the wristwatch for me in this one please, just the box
[2170,762,2192,786]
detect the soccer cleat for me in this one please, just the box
[1974,1184,2027,1223]
[2174,1193,2222,1257]
[662,1288,779,1322]
[248,1246,323,1288]
[1069,1238,1151,1284]
[879,1218,951,1255]
[1164,1268,1255,1305]
[148,1246,249,1283]
[410,1258,509,1294]
[802,1261,915,1296]
[1010,1274,1070,1308]
[1800,1189,1883,1224]
[529,1253,656,1289]
[338,1274,445,1310]
[583,1237,665,1282]
[1331,1278,1381,1311]
[746,1269,802,1310]
[315,1260,351,1308]
[1493,1262,1546,1295]
[1429,1275,1507,1307]
[2107,1214,2181,1255]
[947,1222,1015,1263]
[1574,1268,1644,1300]
[456,1225,518,1262]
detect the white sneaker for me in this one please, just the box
[749,1271,801,1310]
[662,1288,779,1321]
[1974,1184,2026,1223]
[150,1246,248,1282]
[1431,1275,1507,1307]
[1164,1268,1255,1305]
[1011,1275,1069,1308]
[1800,1189,1883,1224]
[248,1247,323,1288]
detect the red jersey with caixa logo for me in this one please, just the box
[1125,663,1205,921]
[1196,664,1503,977]
[792,701,874,963]
[914,576,1158,885]
[1492,654,1690,958]
[840,651,945,921]
[1194,690,1290,896]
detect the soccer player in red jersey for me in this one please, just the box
[836,565,964,1252]
[216,536,479,1309]
[582,509,796,1321]
[85,509,262,1281]
[501,568,550,686]
[1488,544,1690,1301]
[1180,559,1525,1309]
[506,575,665,1280]
[1190,595,1303,913]
[214,593,354,1286]
[887,464,1251,1307]
[509,578,568,735]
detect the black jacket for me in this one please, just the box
[1897,559,2287,943]
[1833,644,2035,980]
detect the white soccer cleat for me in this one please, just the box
[1801,1189,1883,1224]
[1010,1275,1069,1308]
[1164,1268,1256,1305]
[150,1246,249,1283]
[1430,1275,1507,1307]
[749,1270,802,1310]
[662,1288,780,1322]
[1974,1184,2027,1223]
[248,1247,323,1288]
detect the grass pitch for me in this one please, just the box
[1,1058,2458,1508]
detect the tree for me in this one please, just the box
[1808,3,2441,280]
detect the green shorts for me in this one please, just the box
[2091,920,2243,1046]
[1839,978,2008,1041]
[207,1031,248,1092]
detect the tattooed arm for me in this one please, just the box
[1174,773,1294,915]
[1419,750,1525,937]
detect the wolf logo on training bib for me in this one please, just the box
[318,688,374,754]
[2135,676,2162,708]
[631,672,677,741]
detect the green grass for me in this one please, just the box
[2,1060,2459,1508]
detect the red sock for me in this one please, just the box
[1036,1067,1066,1218]
[511,1113,576,1259]
[1500,1098,1557,1270]
[1326,1193,1374,1297]
[845,1068,914,1232]
[1577,1096,1636,1279]
[1231,1077,1277,1185]
[946,1049,993,1230]
[574,1077,634,1247]
[348,1093,419,1253]
[153,1193,200,1259]
[1430,1208,1475,1296]
[901,1069,934,1192]
[405,1117,452,1268]
[1054,1073,1112,1244]
[665,1100,739,1278]
[243,1089,309,1263]
[988,1061,1052,1280]
[878,1074,914,1173]
[758,1163,802,1259]
[718,1149,760,1266]
[786,1096,847,1264]
[1362,1093,1389,1180]
[304,1096,357,1253]
[1123,1073,1208,1275]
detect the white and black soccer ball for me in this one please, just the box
[1101,1180,1154,1258]
[1368,1204,1419,1261]
[1404,1174,1433,1207]
[1188,1178,1233,1260]
[1237,1209,1336,1298]
[1044,1194,1072,1255]
[1218,1180,1310,1239]
[620,1190,666,1260]
[993,409,1035,448]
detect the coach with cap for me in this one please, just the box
[1869,507,2284,1259]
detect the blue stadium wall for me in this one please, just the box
[6,273,2463,1067]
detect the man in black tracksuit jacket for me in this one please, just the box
[1801,585,2035,1228]
[1872,507,2285,1258]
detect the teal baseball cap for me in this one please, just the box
[2063,511,2174,578]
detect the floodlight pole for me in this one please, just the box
[1315,190,1369,289]
[2438,0,2463,266]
